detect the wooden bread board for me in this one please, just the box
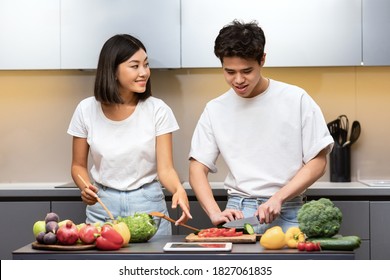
[185,233,257,243]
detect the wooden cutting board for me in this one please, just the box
[32,241,95,251]
[185,233,257,243]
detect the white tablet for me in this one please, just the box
[163,242,232,252]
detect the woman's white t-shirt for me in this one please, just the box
[68,96,179,191]
[189,79,334,198]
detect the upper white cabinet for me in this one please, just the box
[181,0,362,67]
[362,0,390,66]
[0,0,60,70]
[60,0,181,69]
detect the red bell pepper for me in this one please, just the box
[95,224,123,250]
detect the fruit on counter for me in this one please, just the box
[56,220,79,245]
[42,232,57,245]
[118,213,158,243]
[297,198,342,238]
[112,221,131,246]
[36,232,46,244]
[58,219,72,228]
[78,224,99,244]
[95,224,123,250]
[307,235,361,251]
[260,226,286,250]
[45,212,60,223]
[32,220,46,237]
[285,226,305,248]
[45,221,59,234]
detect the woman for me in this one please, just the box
[67,34,191,235]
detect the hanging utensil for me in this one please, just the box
[343,120,361,147]
[338,114,349,145]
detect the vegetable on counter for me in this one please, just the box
[308,235,361,251]
[197,227,243,237]
[260,226,286,250]
[244,223,255,235]
[95,224,123,250]
[112,221,131,246]
[285,227,305,248]
[297,241,321,251]
[118,213,157,243]
[297,198,342,238]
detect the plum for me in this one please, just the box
[45,221,59,233]
[45,212,60,223]
[43,232,57,245]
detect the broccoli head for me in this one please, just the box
[297,198,342,238]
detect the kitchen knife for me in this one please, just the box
[222,216,260,229]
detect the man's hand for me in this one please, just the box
[256,197,282,224]
[210,209,244,226]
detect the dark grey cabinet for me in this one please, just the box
[167,198,227,235]
[0,201,50,259]
[332,201,370,260]
[51,201,87,225]
[0,200,86,260]
[370,201,390,259]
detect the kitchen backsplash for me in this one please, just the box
[1,67,389,183]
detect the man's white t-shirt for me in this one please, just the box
[68,96,179,191]
[189,79,334,198]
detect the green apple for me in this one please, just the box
[32,220,46,237]
[58,219,71,228]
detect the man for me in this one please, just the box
[189,20,334,233]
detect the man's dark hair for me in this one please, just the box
[214,20,266,64]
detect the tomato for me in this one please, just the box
[312,242,321,251]
[222,228,243,237]
[305,241,315,251]
[297,242,306,251]
[197,227,243,238]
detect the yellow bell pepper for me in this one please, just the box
[260,226,286,250]
[112,221,131,247]
[285,226,305,248]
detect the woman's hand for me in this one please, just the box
[210,209,244,226]
[81,184,99,205]
[171,188,192,225]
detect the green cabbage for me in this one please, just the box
[118,213,157,243]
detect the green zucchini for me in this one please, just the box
[308,235,361,251]
[243,223,255,235]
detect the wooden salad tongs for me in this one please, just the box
[149,211,200,232]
